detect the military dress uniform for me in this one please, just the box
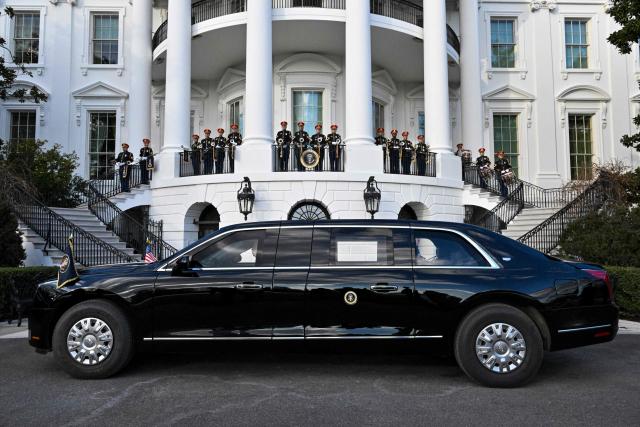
[476,148,491,189]
[327,125,342,172]
[388,130,401,174]
[311,125,325,171]
[276,122,292,172]
[400,133,414,175]
[227,124,242,173]
[115,144,134,192]
[494,153,512,197]
[455,144,471,180]
[375,128,388,170]
[201,130,215,175]
[190,134,202,175]
[415,137,429,176]
[214,129,226,174]
[139,139,154,184]
[294,123,310,172]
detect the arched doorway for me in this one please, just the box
[398,204,418,220]
[288,200,330,221]
[196,205,220,238]
[464,205,491,225]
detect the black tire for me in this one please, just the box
[52,300,135,379]
[454,303,544,388]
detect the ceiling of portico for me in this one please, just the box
[152,19,459,86]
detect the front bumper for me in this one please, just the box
[28,307,56,351]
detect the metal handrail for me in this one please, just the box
[475,182,525,233]
[273,143,345,172]
[7,177,135,266]
[86,182,178,261]
[517,177,610,253]
[151,0,462,56]
[382,149,437,177]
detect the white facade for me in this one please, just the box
[2,0,639,250]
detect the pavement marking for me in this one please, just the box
[0,330,28,339]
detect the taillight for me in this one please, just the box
[584,269,613,300]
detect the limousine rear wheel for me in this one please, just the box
[454,303,543,388]
[53,300,134,379]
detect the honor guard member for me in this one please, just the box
[388,129,401,174]
[476,147,491,188]
[311,123,325,171]
[190,133,202,175]
[276,121,292,171]
[375,128,388,167]
[228,123,242,146]
[415,135,430,176]
[214,128,226,174]
[455,143,471,179]
[494,150,512,197]
[327,124,342,172]
[226,124,241,173]
[400,131,414,175]
[294,121,309,171]
[115,143,134,192]
[139,138,154,185]
[201,128,215,175]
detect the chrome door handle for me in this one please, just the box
[235,283,263,290]
[370,284,398,292]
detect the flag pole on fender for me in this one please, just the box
[57,234,80,289]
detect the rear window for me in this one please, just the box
[413,229,490,267]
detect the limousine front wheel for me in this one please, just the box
[52,300,135,379]
[454,303,543,388]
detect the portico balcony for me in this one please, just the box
[152,0,460,55]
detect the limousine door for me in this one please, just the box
[305,226,415,337]
[153,228,278,339]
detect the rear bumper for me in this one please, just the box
[28,307,56,351]
[547,304,619,351]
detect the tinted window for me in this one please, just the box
[413,230,490,267]
[311,227,395,266]
[191,229,276,268]
[276,227,313,267]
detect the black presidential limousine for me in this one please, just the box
[29,220,618,387]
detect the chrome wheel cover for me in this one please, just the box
[475,323,526,373]
[66,317,114,365]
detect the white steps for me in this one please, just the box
[501,207,560,240]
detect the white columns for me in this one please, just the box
[128,0,152,150]
[238,0,273,174]
[162,0,191,153]
[459,0,483,153]
[344,0,381,173]
[423,0,460,182]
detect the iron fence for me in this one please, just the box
[273,144,345,172]
[180,149,235,177]
[273,0,345,8]
[383,150,436,177]
[474,183,525,233]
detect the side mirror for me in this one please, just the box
[172,255,192,274]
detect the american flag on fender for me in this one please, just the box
[144,241,157,263]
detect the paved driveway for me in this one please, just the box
[1,330,639,427]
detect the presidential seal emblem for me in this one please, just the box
[344,290,358,306]
[300,149,320,170]
[59,255,70,274]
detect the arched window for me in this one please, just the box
[288,201,330,221]
[398,204,418,221]
[197,205,220,238]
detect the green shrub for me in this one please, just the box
[0,267,57,319]
[607,266,640,320]
[0,202,25,267]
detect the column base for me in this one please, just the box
[345,143,383,175]
[236,140,273,174]
[436,151,462,182]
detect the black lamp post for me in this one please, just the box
[363,176,381,219]
[237,177,255,221]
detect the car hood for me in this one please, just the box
[77,262,152,277]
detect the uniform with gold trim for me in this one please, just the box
[294,122,310,172]
[139,138,154,184]
[388,129,401,174]
[190,134,202,175]
[327,124,342,172]
[375,128,388,168]
[476,147,491,188]
[201,129,215,175]
[214,128,226,174]
[115,143,134,192]
[276,121,292,172]
[311,123,325,171]
[415,135,430,176]
[400,131,414,175]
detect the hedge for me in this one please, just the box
[608,266,640,320]
[0,267,57,320]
